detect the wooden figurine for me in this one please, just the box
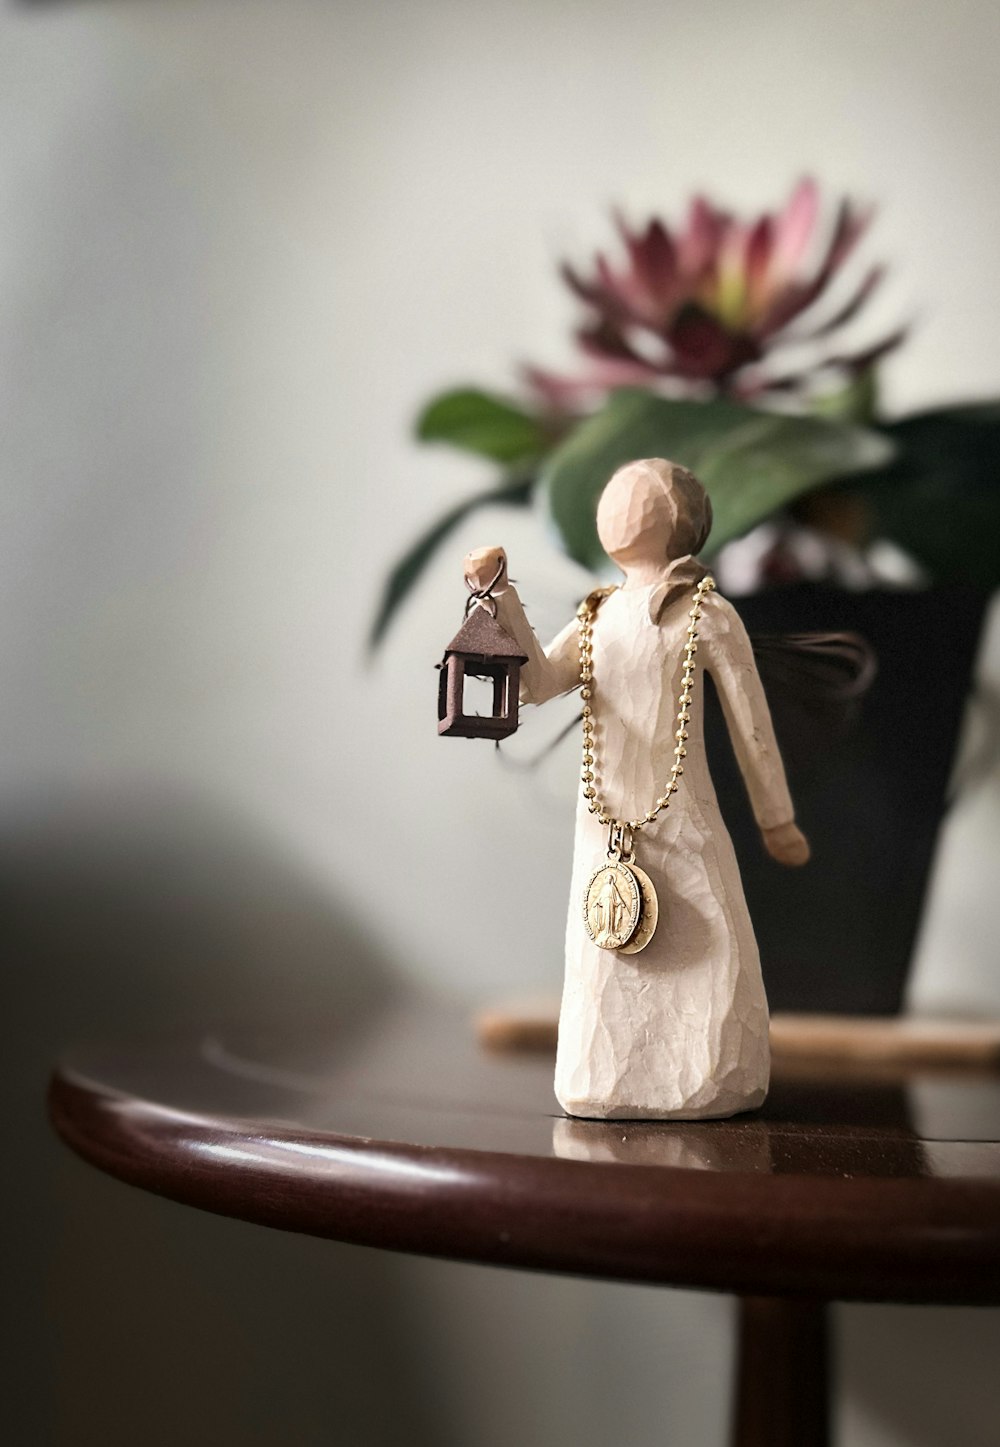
[462,458,809,1121]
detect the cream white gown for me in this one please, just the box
[497,565,794,1120]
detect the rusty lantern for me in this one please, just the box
[437,599,528,740]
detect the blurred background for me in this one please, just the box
[4,1,1000,1442]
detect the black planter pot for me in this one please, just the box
[704,585,989,1016]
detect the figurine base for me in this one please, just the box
[557,1088,768,1123]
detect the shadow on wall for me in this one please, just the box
[4,786,399,1040]
[4,788,445,1447]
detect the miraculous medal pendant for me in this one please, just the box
[583,860,642,951]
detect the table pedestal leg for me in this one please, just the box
[731,1296,830,1447]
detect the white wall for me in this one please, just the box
[4,2,1000,1443]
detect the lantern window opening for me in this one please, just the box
[462,660,509,720]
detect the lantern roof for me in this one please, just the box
[443,603,528,661]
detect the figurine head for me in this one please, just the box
[596,458,713,568]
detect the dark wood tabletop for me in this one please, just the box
[49,998,1000,1306]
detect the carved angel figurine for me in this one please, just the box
[465,458,809,1121]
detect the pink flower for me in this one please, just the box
[526,180,904,407]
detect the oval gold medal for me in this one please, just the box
[583,861,641,951]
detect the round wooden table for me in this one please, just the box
[49,1001,1000,1447]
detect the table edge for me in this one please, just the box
[48,1063,1000,1305]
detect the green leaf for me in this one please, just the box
[841,403,1000,589]
[369,477,533,649]
[811,365,880,426]
[416,388,549,464]
[539,388,895,571]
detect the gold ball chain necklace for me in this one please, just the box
[577,574,716,955]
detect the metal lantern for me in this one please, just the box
[437,601,528,740]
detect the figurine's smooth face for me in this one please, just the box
[597,459,688,568]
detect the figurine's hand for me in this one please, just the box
[762,821,810,867]
[464,546,508,593]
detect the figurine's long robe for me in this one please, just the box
[497,561,793,1120]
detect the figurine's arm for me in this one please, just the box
[464,546,578,705]
[701,593,810,867]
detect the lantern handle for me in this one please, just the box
[464,559,506,619]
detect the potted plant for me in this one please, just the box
[374,180,999,1015]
